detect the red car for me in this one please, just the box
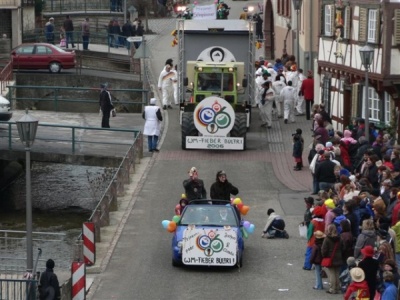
[11,43,76,73]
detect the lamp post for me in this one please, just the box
[292,0,303,66]
[359,44,374,142]
[16,109,38,273]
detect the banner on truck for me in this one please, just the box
[192,4,217,20]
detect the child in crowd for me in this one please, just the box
[293,132,303,171]
[310,230,325,290]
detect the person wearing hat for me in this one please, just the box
[303,196,314,227]
[280,80,296,124]
[183,167,206,200]
[358,245,380,299]
[303,205,325,270]
[300,70,314,120]
[259,80,275,129]
[310,230,325,290]
[143,98,162,152]
[261,208,289,239]
[99,83,114,128]
[38,258,61,300]
[343,267,370,300]
[175,196,189,216]
[210,170,238,201]
[45,17,55,44]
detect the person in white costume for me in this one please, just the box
[171,64,179,105]
[142,98,163,152]
[280,81,296,124]
[259,81,275,128]
[296,68,306,115]
[272,74,286,118]
[158,64,174,110]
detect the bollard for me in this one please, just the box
[82,222,96,266]
[71,261,86,300]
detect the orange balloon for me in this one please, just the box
[167,221,177,233]
[240,205,250,215]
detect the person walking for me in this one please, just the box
[300,70,314,120]
[210,170,239,201]
[99,83,114,128]
[172,65,179,105]
[158,63,174,110]
[45,17,55,44]
[183,167,207,200]
[259,80,275,128]
[63,15,75,48]
[81,17,90,50]
[280,80,296,124]
[272,74,286,118]
[142,98,162,152]
[295,68,306,115]
[38,259,61,300]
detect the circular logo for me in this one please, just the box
[197,235,211,250]
[196,46,236,63]
[194,97,235,136]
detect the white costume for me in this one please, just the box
[259,86,275,127]
[157,66,174,107]
[280,85,296,123]
[272,79,286,117]
[266,64,277,82]
[296,72,306,114]
[171,69,178,105]
[143,105,161,136]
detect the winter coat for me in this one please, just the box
[346,212,360,238]
[321,235,343,267]
[293,139,302,158]
[210,180,239,201]
[183,178,207,200]
[377,241,394,265]
[314,126,329,145]
[307,217,325,247]
[340,231,354,261]
[310,238,324,265]
[39,268,60,300]
[391,202,400,226]
[99,90,114,113]
[391,221,400,254]
[343,280,370,300]
[358,257,380,297]
[315,159,336,183]
[354,229,377,259]
[300,77,314,100]
[381,282,397,300]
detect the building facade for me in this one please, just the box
[318,0,400,136]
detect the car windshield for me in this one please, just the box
[180,205,238,226]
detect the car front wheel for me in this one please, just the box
[49,62,61,73]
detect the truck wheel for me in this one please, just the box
[181,112,198,150]
[230,113,247,150]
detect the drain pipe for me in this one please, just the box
[308,1,313,71]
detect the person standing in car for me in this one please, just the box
[183,167,207,200]
[210,170,239,200]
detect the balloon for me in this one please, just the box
[162,220,170,229]
[194,1,198,4]
[174,204,181,215]
[232,198,242,205]
[247,224,255,234]
[237,203,244,210]
[240,205,250,215]
[241,227,249,239]
[243,221,250,228]
[181,193,186,199]
[172,215,180,223]
[167,221,177,233]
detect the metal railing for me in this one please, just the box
[7,85,148,112]
[0,60,13,93]
[0,278,38,300]
[43,0,121,12]
[76,132,142,246]
[0,120,141,153]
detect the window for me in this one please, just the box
[368,9,377,43]
[384,92,392,124]
[277,0,290,18]
[343,6,351,39]
[16,46,34,54]
[36,46,51,54]
[363,87,380,121]
[394,9,400,45]
[359,7,380,43]
[321,75,331,114]
[324,5,335,37]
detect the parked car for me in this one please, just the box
[171,199,244,267]
[0,95,12,121]
[11,43,76,73]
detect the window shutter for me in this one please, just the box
[359,7,367,42]
[374,9,380,43]
[343,6,351,39]
[330,5,335,36]
[394,9,400,45]
[351,83,360,118]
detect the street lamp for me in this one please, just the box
[359,44,374,142]
[16,109,38,274]
[292,0,303,67]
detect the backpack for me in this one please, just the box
[333,215,347,234]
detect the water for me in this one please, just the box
[0,162,115,272]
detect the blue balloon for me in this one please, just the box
[247,224,255,234]
[162,220,170,229]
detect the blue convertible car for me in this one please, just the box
[171,200,244,267]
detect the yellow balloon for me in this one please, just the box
[181,193,187,199]
[232,198,242,205]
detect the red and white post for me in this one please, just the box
[71,261,86,300]
[83,222,95,265]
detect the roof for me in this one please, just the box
[180,19,250,32]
